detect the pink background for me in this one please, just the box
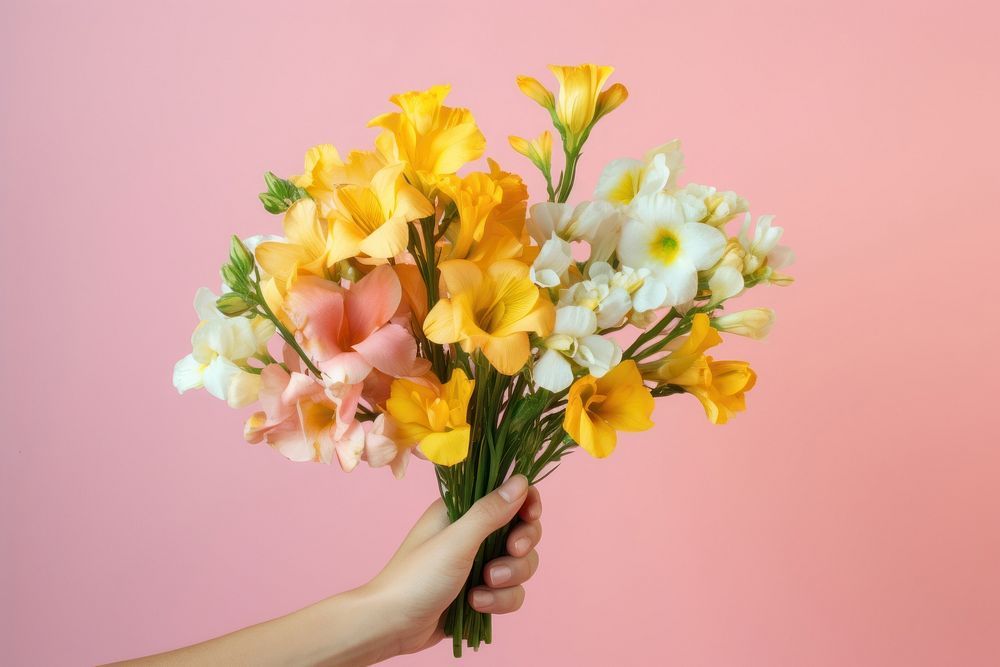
[3,1,999,665]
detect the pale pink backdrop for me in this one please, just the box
[2,1,998,665]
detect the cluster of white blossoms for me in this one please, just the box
[529,141,793,392]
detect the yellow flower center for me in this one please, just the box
[649,230,680,265]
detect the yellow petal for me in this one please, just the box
[358,216,409,259]
[482,332,530,375]
[418,425,471,466]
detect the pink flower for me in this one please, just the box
[284,265,422,385]
[244,361,365,471]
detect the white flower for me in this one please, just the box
[527,200,623,262]
[712,308,775,340]
[594,140,685,207]
[560,261,644,329]
[677,183,749,228]
[530,235,573,288]
[738,214,795,279]
[617,193,726,310]
[534,306,622,391]
[172,287,275,408]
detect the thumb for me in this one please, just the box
[440,474,530,557]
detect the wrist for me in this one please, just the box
[310,585,400,666]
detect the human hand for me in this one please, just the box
[361,474,543,661]
[109,475,542,667]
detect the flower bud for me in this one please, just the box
[216,292,253,317]
[229,235,254,274]
[594,83,629,121]
[516,75,555,111]
[712,308,775,340]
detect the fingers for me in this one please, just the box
[484,549,539,588]
[469,585,525,614]
[506,518,542,558]
[396,498,451,554]
[440,475,529,556]
[518,485,542,522]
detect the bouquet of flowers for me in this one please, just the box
[173,63,793,657]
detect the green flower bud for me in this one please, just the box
[216,292,252,317]
[229,236,254,274]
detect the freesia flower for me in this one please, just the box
[534,306,622,391]
[327,161,434,263]
[712,308,775,340]
[617,193,726,310]
[385,370,474,466]
[527,200,622,262]
[369,85,486,195]
[255,198,335,294]
[738,214,795,284]
[549,64,625,146]
[362,414,410,479]
[423,259,555,374]
[559,261,647,329]
[530,235,573,288]
[643,313,721,384]
[564,360,654,458]
[438,172,503,260]
[244,361,366,470]
[594,140,684,207]
[675,183,749,228]
[688,359,757,425]
[283,265,420,384]
[173,288,274,408]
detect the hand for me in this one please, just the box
[363,474,543,660]
[110,474,543,666]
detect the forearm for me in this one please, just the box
[109,586,397,667]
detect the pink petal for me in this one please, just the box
[352,323,418,378]
[319,350,373,385]
[345,264,401,341]
[334,421,366,472]
[284,276,348,363]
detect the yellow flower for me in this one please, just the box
[423,259,555,374]
[438,171,503,260]
[645,313,722,384]
[644,313,756,424]
[327,162,434,263]
[508,131,552,174]
[292,145,385,218]
[564,360,654,458]
[255,198,334,288]
[548,64,622,142]
[687,358,757,425]
[369,85,486,195]
[385,370,474,466]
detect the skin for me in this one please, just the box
[110,475,542,666]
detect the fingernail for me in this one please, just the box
[497,475,528,503]
[472,590,495,608]
[514,538,531,555]
[490,565,512,585]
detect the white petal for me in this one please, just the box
[657,259,698,306]
[629,192,685,226]
[679,222,726,270]
[193,287,221,320]
[595,288,632,329]
[227,370,262,408]
[531,268,561,288]
[645,139,684,191]
[202,356,242,402]
[594,158,642,204]
[574,335,622,378]
[632,280,667,312]
[555,305,598,337]
[527,202,574,244]
[617,218,657,269]
[636,152,670,198]
[708,266,745,306]
[172,355,204,393]
[534,349,574,392]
